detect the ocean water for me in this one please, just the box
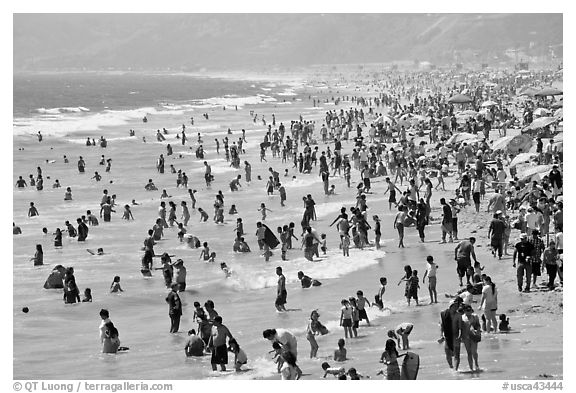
[13,72,293,136]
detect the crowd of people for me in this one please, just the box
[15,66,563,379]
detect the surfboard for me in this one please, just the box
[400,352,420,380]
[262,224,280,249]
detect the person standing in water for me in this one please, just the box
[275,266,287,312]
[165,283,183,333]
[208,316,234,371]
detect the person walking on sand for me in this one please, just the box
[454,237,478,287]
[440,198,453,243]
[440,298,463,370]
[275,267,288,312]
[459,304,481,372]
[422,255,438,304]
[513,233,534,292]
[488,212,505,259]
[165,283,183,333]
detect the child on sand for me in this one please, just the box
[110,276,123,293]
[333,338,347,361]
[228,204,238,215]
[258,203,272,221]
[207,252,217,263]
[422,256,439,304]
[341,233,350,257]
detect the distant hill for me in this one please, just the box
[13,14,562,71]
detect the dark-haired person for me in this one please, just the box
[208,316,234,371]
[478,276,498,333]
[454,237,478,287]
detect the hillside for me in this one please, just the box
[13,14,563,71]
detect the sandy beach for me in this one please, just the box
[13,70,563,381]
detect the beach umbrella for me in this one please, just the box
[377,115,395,124]
[551,101,563,109]
[518,164,554,181]
[510,152,538,167]
[518,86,539,97]
[446,132,477,145]
[458,110,478,117]
[448,94,473,104]
[491,135,515,151]
[507,134,533,154]
[553,108,563,120]
[532,108,550,117]
[481,100,498,107]
[535,87,563,97]
[524,117,558,131]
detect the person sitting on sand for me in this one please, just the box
[499,314,510,332]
